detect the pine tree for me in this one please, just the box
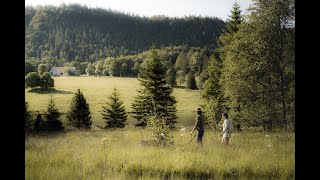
[216,2,243,127]
[25,102,33,135]
[34,112,44,132]
[44,96,64,131]
[131,50,177,127]
[101,88,127,128]
[66,89,92,129]
[202,56,225,128]
[185,71,197,90]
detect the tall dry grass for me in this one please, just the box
[25,128,294,179]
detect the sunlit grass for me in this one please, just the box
[25,76,294,179]
[25,128,294,179]
[25,76,202,127]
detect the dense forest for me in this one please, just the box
[25,4,224,66]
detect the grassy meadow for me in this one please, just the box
[25,76,294,179]
[26,128,294,179]
[25,76,202,127]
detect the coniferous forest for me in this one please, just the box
[25,4,224,68]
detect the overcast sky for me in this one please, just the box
[25,0,253,21]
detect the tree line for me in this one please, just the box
[26,45,214,90]
[25,4,224,65]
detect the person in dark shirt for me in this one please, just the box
[190,107,204,145]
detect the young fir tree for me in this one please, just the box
[25,102,33,135]
[44,96,64,131]
[185,71,197,90]
[34,112,45,132]
[131,50,177,127]
[66,89,92,129]
[101,88,127,128]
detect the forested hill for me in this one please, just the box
[25,4,225,63]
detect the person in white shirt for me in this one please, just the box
[220,112,231,145]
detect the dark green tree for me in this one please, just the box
[165,68,177,87]
[185,71,197,90]
[80,62,89,75]
[176,70,186,86]
[174,52,188,72]
[66,89,92,129]
[40,72,54,89]
[25,72,41,89]
[202,56,225,128]
[216,2,243,127]
[131,50,177,127]
[38,64,47,75]
[85,63,95,76]
[101,88,127,128]
[44,96,64,131]
[34,112,45,132]
[25,102,33,135]
[25,62,37,76]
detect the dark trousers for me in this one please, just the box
[197,130,204,143]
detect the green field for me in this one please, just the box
[25,76,294,179]
[25,76,202,127]
[25,129,294,179]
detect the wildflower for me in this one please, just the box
[265,135,269,137]
[180,128,186,131]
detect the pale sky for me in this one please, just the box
[25,0,253,21]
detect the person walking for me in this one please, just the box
[220,112,232,145]
[190,107,204,145]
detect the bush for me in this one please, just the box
[147,116,173,146]
[25,72,54,90]
[40,72,54,89]
[25,72,41,89]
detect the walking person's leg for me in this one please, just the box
[197,131,203,146]
[225,137,229,145]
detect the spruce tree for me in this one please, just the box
[44,96,64,131]
[25,102,33,135]
[66,89,92,129]
[202,56,225,128]
[34,112,44,132]
[131,50,177,127]
[101,88,127,128]
[215,2,243,127]
[185,71,197,90]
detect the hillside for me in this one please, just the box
[25,4,225,63]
